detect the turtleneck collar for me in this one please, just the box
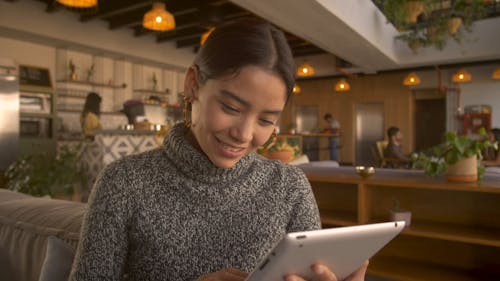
[162,123,257,184]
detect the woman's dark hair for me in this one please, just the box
[82,92,102,117]
[193,18,295,102]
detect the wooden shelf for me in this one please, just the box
[369,256,488,281]
[58,93,86,99]
[20,112,54,118]
[134,89,170,95]
[398,220,500,247]
[57,79,126,89]
[303,166,500,193]
[20,86,53,94]
[57,109,123,116]
[320,210,357,227]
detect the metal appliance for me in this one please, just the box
[355,102,384,166]
[0,58,19,171]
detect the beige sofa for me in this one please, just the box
[0,188,86,281]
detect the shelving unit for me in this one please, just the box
[300,166,500,281]
[461,113,491,135]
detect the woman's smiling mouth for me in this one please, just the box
[215,136,247,157]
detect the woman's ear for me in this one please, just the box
[183,65,199,99]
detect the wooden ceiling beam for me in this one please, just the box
[176,37,200,48]
[80,1,150,22]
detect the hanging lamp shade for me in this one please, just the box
[200,27,216,45]
[335,78,350,92]
[292,84,301,94]
[403,72,421,86]
[296,62,315,77]
[56,0,97,8]
[492,67,500,80]
[143,2,175,32]
[452,69,471,83]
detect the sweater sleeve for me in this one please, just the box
[285,166,322,233]
[69,161,135,281]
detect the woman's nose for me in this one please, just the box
[230,120,253,143]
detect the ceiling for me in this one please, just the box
[2,0,500,77]
[28,0,328,58]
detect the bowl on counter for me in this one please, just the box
[355,166,375,179]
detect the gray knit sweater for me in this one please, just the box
[69,123,321,281]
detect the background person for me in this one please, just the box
[384,126,410,168]
[483,128,500,166]
[324,113,340,161]
[69,19,368,281]
[80,92,102,139]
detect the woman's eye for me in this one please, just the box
[221,103,239,113]
[259,119,275,126]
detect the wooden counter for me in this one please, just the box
[298,164,500,281]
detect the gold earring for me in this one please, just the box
[263,128,278,150]
[183,96,192,128]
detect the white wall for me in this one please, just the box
[461,81,500,128]
[409,64,500,129]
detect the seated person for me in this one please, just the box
[383,126,410,168]
[482,128,500,166]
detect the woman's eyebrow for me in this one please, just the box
[220,90,282,115]
[220,89,249,106]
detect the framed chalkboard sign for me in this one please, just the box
[19,65,52,88]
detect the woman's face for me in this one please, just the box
[186,65,287,169]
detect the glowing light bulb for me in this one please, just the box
[155,16,162,23]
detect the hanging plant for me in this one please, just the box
[377,0,489,53]
[375,0,432,30]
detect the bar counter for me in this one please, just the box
[59,129,164,190]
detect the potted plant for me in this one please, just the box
[265,138,297,163]
[69,59,77,80]
[411,128,498,182]
[390,198,412,227]
[375,0,431,30]
[4,143,88,201]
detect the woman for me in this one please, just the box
[69,19,368,281]
[81,92,102,139]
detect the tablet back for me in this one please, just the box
[246,221,405,281]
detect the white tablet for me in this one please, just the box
[245,221,405,281]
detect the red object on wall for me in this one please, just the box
[462,113,491,134]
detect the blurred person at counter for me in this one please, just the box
[384,126,410,168]
[323,113,340,161]
[69,19,368,281]
[80,92,102,139]
[483,128,500,166]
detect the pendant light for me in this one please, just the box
[335,78,350,92]
[200,27,216,45]
[56,0,97,8]
[452,69,471,83]
[292,84,301,94]
[403,72,421,86]
[492,67,500,80]
[296,62,315,77]
[143,2,176,32]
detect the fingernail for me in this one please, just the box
[313,264,324,275]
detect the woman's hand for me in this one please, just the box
[196,268,248,281]
[284,260,369,281]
